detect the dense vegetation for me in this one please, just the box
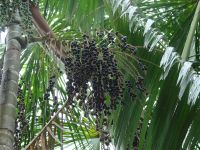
[0,0,200,150]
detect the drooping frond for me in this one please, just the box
[110,0,200,106]
[106,0,200,149]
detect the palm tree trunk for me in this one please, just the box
[0,12,24,150]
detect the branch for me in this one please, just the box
[181,1,200,61]
[29,3,67,59]
[29,4,53,37]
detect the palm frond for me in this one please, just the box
[106,0,200,149]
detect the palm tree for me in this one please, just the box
[0,0,200,150]
[0,7,27,150]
